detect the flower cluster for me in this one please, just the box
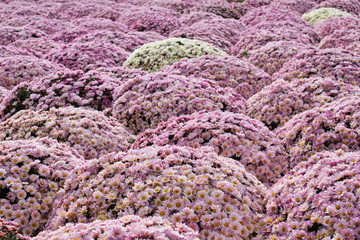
[189,0,248,19]
[0,219,29,240]
[275,96,360,169]
[73,30,165,52]
[178,11,219,26]
[169,18,243,53]
[9,38,64,59]
[0,87,9,104]
[142,0,197,14]
[163,55,271,99]
[71,17,127,33]
[47,145,268,240]
[272,48,360,86]
[240,6,309,27]
[313,16,360,39]
[247,77,360,130]
[263,150,360,239]
[118,6,181,36]
[112,73,247,134]
[123,37,228,72]
[312,0,360,16]
[25,17,74,35]
[0,45,28,58]
[0,107,135,160]
[231,22,318,53]
[0,55,67,90]
[0,138,85,236]
[35,215,199,240]
[302,7,352,24]
[0,26,46,46]
[94,66,146,85]
[0,70,123,120]
[269,0,317,14]
[132,111,289,186]
[318,27,360,52]
[46,40,129,72]
[241,41,311,75]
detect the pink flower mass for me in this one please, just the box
[0,0,359,239]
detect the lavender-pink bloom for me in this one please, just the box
[312,0,360,16]
[0,107,135,160]
[9,38,64,59]
[0,26,46,46]
[313,16,360,38]
[0,45,28,58]
[247,77,360,130]
[189,0,249,19]
[0,55,67,90]
[273,48,360,86]
[132,110,289,186]
[163,55,271,99]
[262,150,360,239]
[46,145,267,239]
[178,11,220,26]
[0,70,123,120]
[34,216,199,240]
[269,0,317,14]
[112,73,247,134]
[46,40,129,72]
[275,96,360,169]
[0,138,85,236]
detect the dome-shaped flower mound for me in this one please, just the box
[142,0,197,14]
[25,17,74,35]
[169,18,243,53]
[0,45,28,58]
[240,6,309,27]
[0,70,122,121]
[318,28,360,51]
[189,0,247,19]
[93,66,147,84]
[312,0,360,16]
[35,216,199,240]
[112,73,246,134]
[163,55,271,99]
[241,41,311,75]
[275,96,360,169]
[0,55,67,90]
[302,7,352,24]
[74,30,166,52]
[0,219,29,240]
[269,0,317,14]
[9,38,64,59]
[273,48,360,86]
[263,150,360,239]
[313,16,360,39]
[123,37,228,72]
[231,22,318,53]
[132,111,289,186]
[0,138,85,237]
[0,86,9,103]
[71,17,127,32]
[47,146,268,239]
[178,11,219,26]
[247,77,360,130]
[118,6,181,36]
[0,26,46,46]
[46,41,129,72]
[0,107,135,160]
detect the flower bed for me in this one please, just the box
[112,73,246,134]
[0,107,134,160]
[0,138,85,236]
[46,145,268,240]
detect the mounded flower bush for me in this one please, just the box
[47,145,268,240]
[34,216,200,240]
[247,77,360,130]
[123,37,228,72]
[0,55,67,90]
[302,7,352,24]
[118,6,181,36]
[9,38,64,59]
[0,26,46,46]
[231,23,318,53]
[0,219,29,240]
[263,150,360,239]
[313,16,360,39]
[312,0,360,16]
[272,48,360,86]
[74,30,166,52]
[71,17,127,32]
[0,138,85,236]
[269,0,317,14]
[178,11,219,26]
[163,55,271,99]
[189,0,247,19]
[275,96,360,169]
[93,66,147,84]
[112,73,247,134]
[318,28,360,51]
[0,87,9,104]
[0,45,28,58]
[169,18,243,53]
[46,40,129,72]
[0,107,135,160]
[132,110,289,186]
[241,41,311,76]
[0,70,123,121]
